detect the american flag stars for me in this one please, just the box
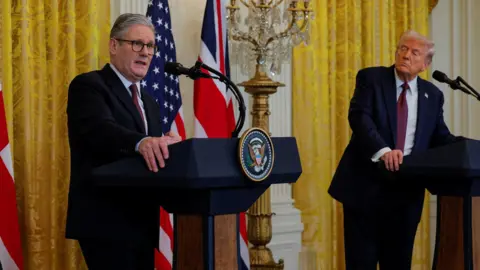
[144,0,182,136]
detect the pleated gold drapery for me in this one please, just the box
[292,0,439,269]
[0,1,110,269]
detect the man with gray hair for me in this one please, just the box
[65,13,180,269]
[329,30,461,269]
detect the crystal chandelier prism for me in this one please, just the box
[226,0,314,78]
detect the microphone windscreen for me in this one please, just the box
[164,62,182,75]
[432,70,448,83]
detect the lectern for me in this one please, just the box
[397,139,480,270]
[91,137,302,270]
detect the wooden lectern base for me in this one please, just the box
[433,196,480,270]
[174,214,238,270]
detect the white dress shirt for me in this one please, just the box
[109,63,148,135]
[371,69,418,161]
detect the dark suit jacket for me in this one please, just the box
[328,65,457,210]
[65,64,163,246]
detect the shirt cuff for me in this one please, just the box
[135,137,149,152]
[371,147,391,162]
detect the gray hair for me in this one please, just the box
[397,30,435,65]
[110,13,155,39]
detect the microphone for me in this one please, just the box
[164,62,210,80]
[432,70,461,89]
[163,61,247,138]
[432,70,474,97]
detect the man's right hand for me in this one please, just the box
[380,150,403,172]
[138,134,181,172]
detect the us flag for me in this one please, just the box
[193,0,250,269]
[144,0,186,269]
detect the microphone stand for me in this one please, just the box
[455,76,480,101]
[190,61,247,138]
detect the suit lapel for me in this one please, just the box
[100,64,146,134]
[382,66,398,145]
[412,78,428,153]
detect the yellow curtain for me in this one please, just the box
[0,1,110,269]
[292,0,438,269]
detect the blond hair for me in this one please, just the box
[397,30,435,65]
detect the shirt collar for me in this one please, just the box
[394,68,418,93]
[109,63,141,97]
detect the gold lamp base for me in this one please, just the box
[250,247,285,270]
[247,214,285,270]
[239,65,284,131]
[239,65,285,270]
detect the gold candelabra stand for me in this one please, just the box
[226,1,313,269]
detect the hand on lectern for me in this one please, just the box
[138,132,181,172]
[380,149,403,172]
[165,131,181,143]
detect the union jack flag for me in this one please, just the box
[144,1,186,269]
[0,82,24,270]
[193,0,250,269]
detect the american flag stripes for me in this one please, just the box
[193,0,250,269]
[0,83,23,270]
[144,1,185,269]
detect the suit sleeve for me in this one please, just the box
[429,91,458,147]
[67,74,146,157]
[348,69,389,158]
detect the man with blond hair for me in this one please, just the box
[329,30,460,269]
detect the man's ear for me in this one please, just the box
[421,61,431,73]
[109,39,117,55]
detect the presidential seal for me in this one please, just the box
[238,127,274,182]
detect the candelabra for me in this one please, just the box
[226,1,313,269]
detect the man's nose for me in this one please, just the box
[139,45,149,56]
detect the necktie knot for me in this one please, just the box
[402,82,410,91]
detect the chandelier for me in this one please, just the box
[226,0,314,78]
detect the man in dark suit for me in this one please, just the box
[65,13,181,270]
[328,30,459,269]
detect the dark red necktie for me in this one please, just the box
[129,84,146,132]
[396,83,409,152]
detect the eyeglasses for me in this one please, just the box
[115,38,157,54]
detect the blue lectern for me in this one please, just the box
[392,139,480,270]
[92,137,302,270]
